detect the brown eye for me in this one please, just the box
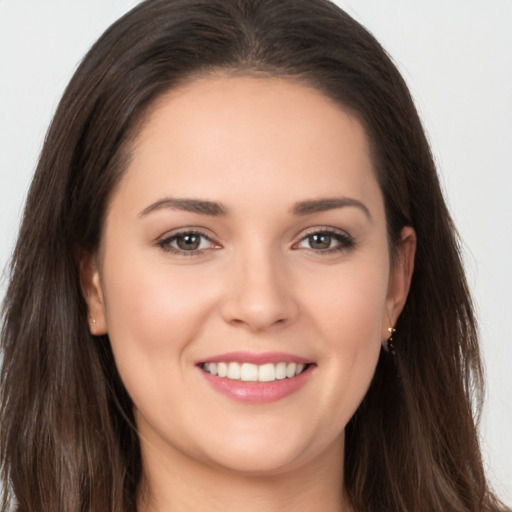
[307,233,332,250]
[176,233,201,251]
[158,230,219,255]
[294,228,354,254]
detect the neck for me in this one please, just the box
[137,434,350,512]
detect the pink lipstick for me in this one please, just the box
[197,351,315,403]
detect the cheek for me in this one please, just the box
[99,258,221,427]
[100,251,218,363]
[300,254,389,405]
[267,254,390,450]
[301,255,389,347]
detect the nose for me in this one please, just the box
[220,246,299,332]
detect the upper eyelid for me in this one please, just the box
[158,225,349,239]
[297,226,349,237]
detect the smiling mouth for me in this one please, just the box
[200,361,310,382]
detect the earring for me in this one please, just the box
[383,325,396,355]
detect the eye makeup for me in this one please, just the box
[156,226,355,257]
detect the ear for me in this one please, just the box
[79,253,108,336]
[383,226,416,338]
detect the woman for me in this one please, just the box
[0,0,508,511]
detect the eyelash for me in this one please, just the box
[157,230,217,256]
[293,228,355,254]
[157,227,355,256]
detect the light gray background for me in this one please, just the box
[1,0,511,503]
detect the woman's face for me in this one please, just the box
[84,76,414,476]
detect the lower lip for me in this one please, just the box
[199,365,314,403]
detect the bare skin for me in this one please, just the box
[138,431,346,511]
[82,75,415,512]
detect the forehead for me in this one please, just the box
[116,75,382,218]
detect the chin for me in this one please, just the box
[194,424,339,477]
[203,445,309,476]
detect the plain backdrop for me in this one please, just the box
[1,0,511,503]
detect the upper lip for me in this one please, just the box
[197,351,313,365]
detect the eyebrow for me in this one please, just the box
[139,198,227,217]
[290,197,372,220]
[139,196,371,220]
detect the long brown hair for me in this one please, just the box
[1,1,507,511]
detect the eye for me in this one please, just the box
[294,228,354,254]
[157,230,220,255]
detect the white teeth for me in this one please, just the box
[240,363,258,382]
[258,363,275,382]
[275,362,287,380]
[227,362,241,379]
[202,361,308,381]
[217,362,228,377]
[286,362,297,378]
